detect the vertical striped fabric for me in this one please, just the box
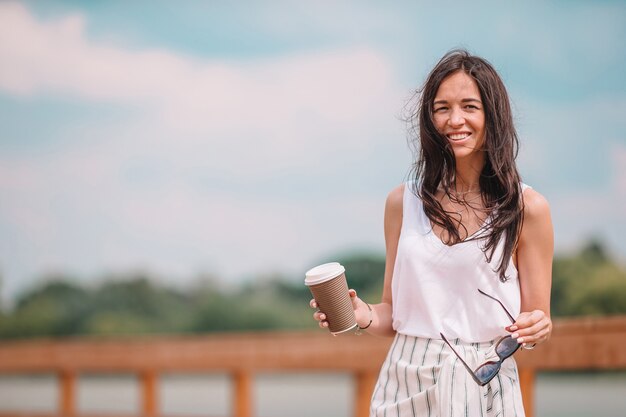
[370,333,525,417]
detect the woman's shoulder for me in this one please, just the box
[520,187,553,242]
[522,187,551,220]
[385,184,405,218]
[387,183,405,205]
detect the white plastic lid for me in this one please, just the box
[304,262,345,286]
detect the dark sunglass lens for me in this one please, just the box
[475,363,500,384]
[496,336,519,357]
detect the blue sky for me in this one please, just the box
[1,1,625,302]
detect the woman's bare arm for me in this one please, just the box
[508,188,554,347]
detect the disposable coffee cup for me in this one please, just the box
[305,262,357,335]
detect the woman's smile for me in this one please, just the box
[446,131,472,142]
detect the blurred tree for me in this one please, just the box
[551,240,626,316]
[3,279,89,337]
[337,252,385,301]
[0,242,624,339]
[83,311,158,335]
[190,278,313,333]
[87,275,192,333]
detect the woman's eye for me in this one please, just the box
[434,107,448,112]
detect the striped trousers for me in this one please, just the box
[370,333,525,417]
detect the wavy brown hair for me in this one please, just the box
[407,49,524,281]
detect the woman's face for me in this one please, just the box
[432,71,486,164]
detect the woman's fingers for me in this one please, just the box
[313,311,328,328]
[313,311,326,321]
[510,310,552,345]
[348,288,361,310]
[512,310,544,331]
[515,323,549,343]
[314,312,328,328]
[310,298,329,327]
[517,329,550,345]
[311,290,361,329]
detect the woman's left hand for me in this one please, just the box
[506,310,552,348]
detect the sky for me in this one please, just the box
[1,1,625,303]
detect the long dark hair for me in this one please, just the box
[407,49,523,281]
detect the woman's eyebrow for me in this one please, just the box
[433,98,482,105]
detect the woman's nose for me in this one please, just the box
[448,108,465,126]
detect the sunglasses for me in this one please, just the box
[439,289,520,386]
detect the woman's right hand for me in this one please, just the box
[310,289,371,330]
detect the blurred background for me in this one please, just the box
[0,1,625,417]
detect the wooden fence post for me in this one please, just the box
[519,368,535,417]
[234,371,252,417]
[141,370,158,417]
[59,370,76,417]
[354,371,376,417]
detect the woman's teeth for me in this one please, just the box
[448,133,470,140]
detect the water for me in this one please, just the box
[0,372,624,416]
[535,372,626,417]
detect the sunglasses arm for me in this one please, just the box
[477,289,516,324]
[439,333,485,386]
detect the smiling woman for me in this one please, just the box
[311,49,554,417]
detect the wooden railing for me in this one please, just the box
[0,315,625,417]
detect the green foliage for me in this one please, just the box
[338,253,386,301]
[1,280,89,337]
[189,278,315,333]
[83,276,192,334]
[551,241,626,317]
[0,241,624,339]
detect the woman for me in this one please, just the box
[311,49,553,417]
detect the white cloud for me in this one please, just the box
[1,1,624,305]
[0,2,405,169]
[0,3,395,120]
[0,3,406,301]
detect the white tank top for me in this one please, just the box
[391,183,528,342]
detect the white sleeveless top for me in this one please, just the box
[391,183,528,342]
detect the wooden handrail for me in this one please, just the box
[0,315,624,417]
